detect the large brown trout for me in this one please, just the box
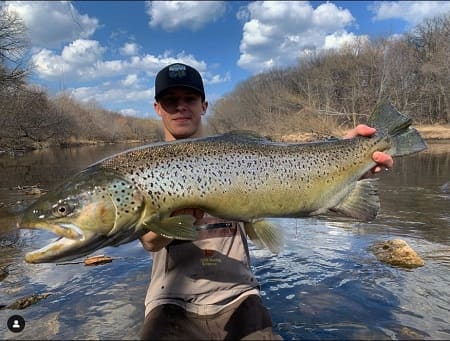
[19,102,427,263]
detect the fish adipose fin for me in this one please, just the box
[143,214,198,240]
[244,219,284,254]
[331,178,380,221]
[369,101,427,156]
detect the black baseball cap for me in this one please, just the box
[154,63,205,101]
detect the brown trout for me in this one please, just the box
[19,102,427,263]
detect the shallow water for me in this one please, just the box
[1,142,449,340]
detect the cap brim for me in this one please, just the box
[155,85,205,100]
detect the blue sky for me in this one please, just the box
[4,1,450,119]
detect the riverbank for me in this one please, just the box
[279,124,450,142]
[0,139,149,156]
[416,125,450,140]
[1,125,449,155]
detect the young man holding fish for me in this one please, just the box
[139,63,393,340]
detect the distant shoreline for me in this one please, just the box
[279,124,450,143]
[1,125,449,156]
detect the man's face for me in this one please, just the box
[154,87,207,141]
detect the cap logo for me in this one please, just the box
[168,64,187,79]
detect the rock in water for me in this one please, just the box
[372,239,425,268]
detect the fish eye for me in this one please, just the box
[53,203,72,217]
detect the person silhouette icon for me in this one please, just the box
[7,315,25,333]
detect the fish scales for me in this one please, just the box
[18,102,427,262]
[98,134,385,221]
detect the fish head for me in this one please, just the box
[19,167,146,263]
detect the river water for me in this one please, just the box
[0,142,449,340]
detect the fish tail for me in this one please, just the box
[369,101,427,156]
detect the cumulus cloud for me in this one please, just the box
[119,108,140,116]
[324,32,369,50]
[237,1,360,73]
[370,1,450,25]
[33,43,227,117]
[5,1,99,48]
[31,39,107,79]
[70,84,153,105]
[122,74,138,86]
[31,40,221,83]
[206,71,231,85]
[146,1,227,31]
[120,42,139,56]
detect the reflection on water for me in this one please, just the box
[1,142,449,340]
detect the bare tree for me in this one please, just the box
[0,6,30,88]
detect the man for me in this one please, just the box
[139,63,393,340]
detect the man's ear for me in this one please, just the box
[202,100,208,115]
[154,101,162,117]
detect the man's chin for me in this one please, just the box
[171,126,201,139]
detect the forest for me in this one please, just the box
[207,12,450,139]
[1,8,449,151]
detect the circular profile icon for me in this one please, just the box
[7,315,25,333]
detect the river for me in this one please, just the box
[1,141,449,340]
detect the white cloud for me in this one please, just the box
[122,74,138,86]
[146,1,227,31]
[31,39,108,79]
[119,108,140,116]
[370,1,450,25]
[237,1,360,73]
[61,39,105,65]
[324,32,369,50]
[205,71,231,85]
[31,40,221,83]
[120,42,139,56]
[5,1,99,48]
[70,84,153,104]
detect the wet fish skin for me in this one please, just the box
[19,102,427,263]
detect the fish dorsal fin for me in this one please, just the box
[331,178,380,221]
[223,130,271,142]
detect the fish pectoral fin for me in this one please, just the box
[331,178,380,221]
[244,219,284,254]
[143,215,198,240]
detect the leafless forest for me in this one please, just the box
[207,13,450,138]
[1,8,449,151]
[0,8,163,151]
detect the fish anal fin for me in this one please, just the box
[244,219,284,254]
[331,178,380,221]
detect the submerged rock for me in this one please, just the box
[372,239,425,268]
[0,265,10,282]
[2,293,52,310]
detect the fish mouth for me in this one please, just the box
[19,222,100,263]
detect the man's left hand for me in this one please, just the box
[343,124,394,173]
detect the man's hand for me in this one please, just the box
[343,124,394,173]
